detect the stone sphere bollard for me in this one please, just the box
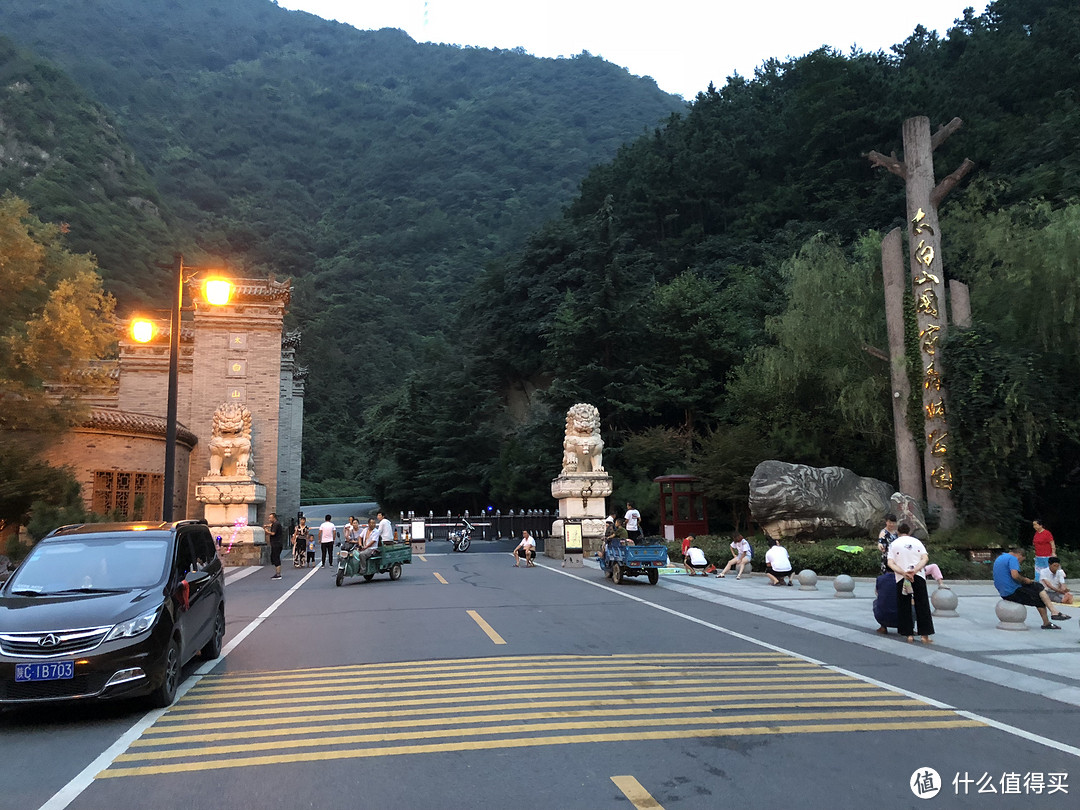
[995,599,1028,630]
[833,574,855,598]
[931,585,959,617]
[797,569,818,591]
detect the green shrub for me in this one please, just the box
[661,533,1080,582]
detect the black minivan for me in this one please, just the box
[0,520,225,707]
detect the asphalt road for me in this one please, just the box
[4,551,1079,810]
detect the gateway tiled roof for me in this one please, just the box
[82,409,198,447]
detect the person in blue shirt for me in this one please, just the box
[993,548,1071,630]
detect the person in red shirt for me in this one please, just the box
[1033,519,1056,589]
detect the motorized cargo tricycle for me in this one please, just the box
[335,540,412,586]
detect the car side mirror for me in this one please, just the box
[185,570,210,587]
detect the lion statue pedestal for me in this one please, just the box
[550,404,612,560]
[194,402,267,565]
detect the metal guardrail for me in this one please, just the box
[397,511,556,542]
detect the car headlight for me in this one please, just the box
[105,608,160,641]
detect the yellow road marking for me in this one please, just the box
[467,609,506,645]
[152,691,906,731]
[612,775,664,810]
[100,719,983,778]
[140,698,918,740]
[166,675,853,716]
[184,652,791,682]
[418,554,427,561]
[433,572,448,584]
[184,662,826,697]
[130,708,955,755]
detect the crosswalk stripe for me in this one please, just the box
[96,653,983,777]
[99,720,983,778]
[187,660,824,695]
[147,694,910,733]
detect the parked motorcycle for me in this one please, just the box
[448,519,474,552]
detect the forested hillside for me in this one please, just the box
[366,0,1080,540]
[3,0,1078,542]
[0,0,685,491]
[0,39,180,300]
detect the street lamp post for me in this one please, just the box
[162,253,183,523]
[131,254,232,523]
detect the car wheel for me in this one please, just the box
[335,570,344,586]
[201,605,225,659]
[604,565,613,579]
[389,563,402,581]
[647,568,659,585]
[148,638,181,708]
[612,563,623,584]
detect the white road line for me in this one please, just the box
[546,564,1080,760]
[36,565,323,810]
[224,566,258,585]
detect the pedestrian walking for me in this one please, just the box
[292,516,312,568]
[1032,519,1056,594]
[318,514,337,568]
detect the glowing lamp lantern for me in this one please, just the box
[203,278,233,306]
[130,319,155,343]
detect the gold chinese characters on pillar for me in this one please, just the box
[911,208,952,491]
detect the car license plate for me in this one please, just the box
[15,661,75,682]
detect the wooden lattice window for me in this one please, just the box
[91,471,163,520]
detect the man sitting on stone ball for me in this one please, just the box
[993,547,1072,630]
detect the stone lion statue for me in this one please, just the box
[208,402,253,477]
[561,403,604,474]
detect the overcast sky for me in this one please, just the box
[278,0,984,99]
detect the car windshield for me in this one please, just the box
[7,538,169,595]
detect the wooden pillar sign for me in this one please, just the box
[868,115,973,529]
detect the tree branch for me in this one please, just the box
[866,150,906,179]
[931,117,963,151]
[931,158,975,207]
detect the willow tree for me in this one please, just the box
[726,233,893,480]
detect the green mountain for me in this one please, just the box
[6,0,1077,537]
[0,0,683,288]
[0,0,686,487]
[450,0,1080,532]
[0,37,179,301]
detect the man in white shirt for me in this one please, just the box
[375,511,395,546]
[513,530,536,567]
[318,515,337,568]
[764,539,793,586]
[624,502,642,541]
[1039,557,1074,604]
[356,517,380,568]
[683,542,709,576]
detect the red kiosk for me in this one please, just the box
[654,474,708,541]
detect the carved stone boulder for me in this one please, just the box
[749,460,927,541]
